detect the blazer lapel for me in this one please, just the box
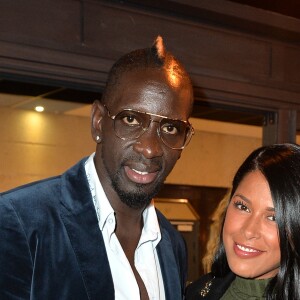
[59,159,114,300]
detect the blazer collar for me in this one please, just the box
[59,158,114,299]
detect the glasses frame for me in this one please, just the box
[103,104,194,150]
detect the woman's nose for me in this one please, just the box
[242,215,262,240]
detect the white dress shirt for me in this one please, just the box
[85,154,165,300]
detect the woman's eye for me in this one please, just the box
[267,215,276,222]
[234,201,249,212]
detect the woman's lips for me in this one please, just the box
[124,166,158,184]
[233,243,263,258]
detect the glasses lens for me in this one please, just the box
[112,108,193,149]
[114,110,149,139]
[159,119,191,149]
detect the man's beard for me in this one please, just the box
[103,153,163,209]
[111,170,163,209]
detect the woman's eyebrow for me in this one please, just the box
[266,207,275,212]
[234,194,275,211]
[233,193,250,203]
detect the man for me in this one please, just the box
[0,36,194,300]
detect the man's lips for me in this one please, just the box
[233,243,264,258]
[124,166,159,184]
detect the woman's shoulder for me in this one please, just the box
[186,272,235,300]
[186,273,214,299]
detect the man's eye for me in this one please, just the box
[161,124,179,135]
[122,115,140,126]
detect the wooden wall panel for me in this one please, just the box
[0,0,82,49]
[0,40,112,91]
[84,2,271,81]
[284,47,300,85]
[0,0,299,100]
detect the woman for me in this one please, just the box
[186,143,300,299]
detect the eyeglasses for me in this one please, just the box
[103,105,194,150]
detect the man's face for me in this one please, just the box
[95,68,193,209]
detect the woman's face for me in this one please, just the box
[223,170,280,279]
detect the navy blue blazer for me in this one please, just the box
[0,158,187,300]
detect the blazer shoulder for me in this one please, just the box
[0,157,89,209]
[1,175,61,201]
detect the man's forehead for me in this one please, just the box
[118,68,190,91]
[106,68,193,113]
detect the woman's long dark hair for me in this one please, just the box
[211,143,300,299]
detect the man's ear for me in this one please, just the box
[91,100,104,143]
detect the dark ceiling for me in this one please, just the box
[1,0,298,129]
[228,0,300,20]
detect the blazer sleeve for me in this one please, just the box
[0,198,32,299]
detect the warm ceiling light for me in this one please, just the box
[35,106,44,112]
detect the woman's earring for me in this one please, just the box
[96,136,101,143]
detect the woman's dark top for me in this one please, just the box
[186,272,235,300]
[221,275,271,299]
[186,272,271,300]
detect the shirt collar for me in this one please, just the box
[140,200,161,247]
[84,153,114,231]
[84,153,162,246]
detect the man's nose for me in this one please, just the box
[133,121,163,159]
